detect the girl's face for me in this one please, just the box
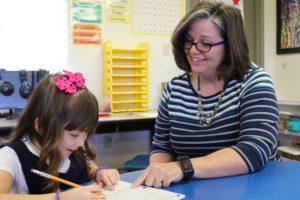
[59,130,87,159]
[184,19,225,77]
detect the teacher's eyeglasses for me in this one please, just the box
[184,40,224,52]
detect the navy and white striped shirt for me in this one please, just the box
[151,64,279,172]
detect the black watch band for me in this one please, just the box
[177,155,194,180]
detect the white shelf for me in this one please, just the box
[278,99,300,106]
[279,111,294,116]
[278,145,300,155]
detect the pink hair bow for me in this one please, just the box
[54,70,86,94]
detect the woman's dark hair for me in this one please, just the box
[171,1,251,80]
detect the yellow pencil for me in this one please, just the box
[31,169,102,196]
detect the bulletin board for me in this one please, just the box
[71,0,103,45]
[131,0,184,36]
[106,0,130,23]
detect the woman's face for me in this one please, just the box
[59,130,87,159]
[184,19,225,77]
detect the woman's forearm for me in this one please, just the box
[192,148,248,178]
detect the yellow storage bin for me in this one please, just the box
[103,40,149,112]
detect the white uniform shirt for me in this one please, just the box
[0,136,71,193]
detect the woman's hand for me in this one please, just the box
[61,184,104,200]
[95,169,120,191]
[131,162,183,188]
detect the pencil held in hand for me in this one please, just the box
[31,169,81,187]
[31,169,102,196]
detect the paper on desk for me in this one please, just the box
[102,180,185,200]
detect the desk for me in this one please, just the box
[121,161,300,200]
[0,111,157,135]
[96,111,157,134]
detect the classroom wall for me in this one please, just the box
[0,1,182,111]
[71,1,183,111]
[263,0,300,102]
[0,1,68,72]
[73,1,184,168]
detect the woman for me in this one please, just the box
[133,1,279,188]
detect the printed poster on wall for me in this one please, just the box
[106,0,130,24]
[131,0,184,36]
[71,0,103,45]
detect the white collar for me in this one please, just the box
[22,135,70,173]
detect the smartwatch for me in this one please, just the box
[177,155,194,180]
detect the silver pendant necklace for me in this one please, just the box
[196,76,224,127]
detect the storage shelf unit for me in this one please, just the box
[103,40,149,112]
[278,110,300,161]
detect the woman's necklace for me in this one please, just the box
[196,76,224,127]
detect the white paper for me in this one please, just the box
[102,180,185,200]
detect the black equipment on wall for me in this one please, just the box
[0,69,49,110]
[0,69,14,96]
[19,70,33,99]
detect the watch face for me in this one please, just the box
[178,156,194,179]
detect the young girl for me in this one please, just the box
[0,70,119,200]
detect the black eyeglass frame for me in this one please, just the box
[184,40,224,52]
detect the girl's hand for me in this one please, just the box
[61,184,103,200]
[132,162,183,189]
[95,169,120,191]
